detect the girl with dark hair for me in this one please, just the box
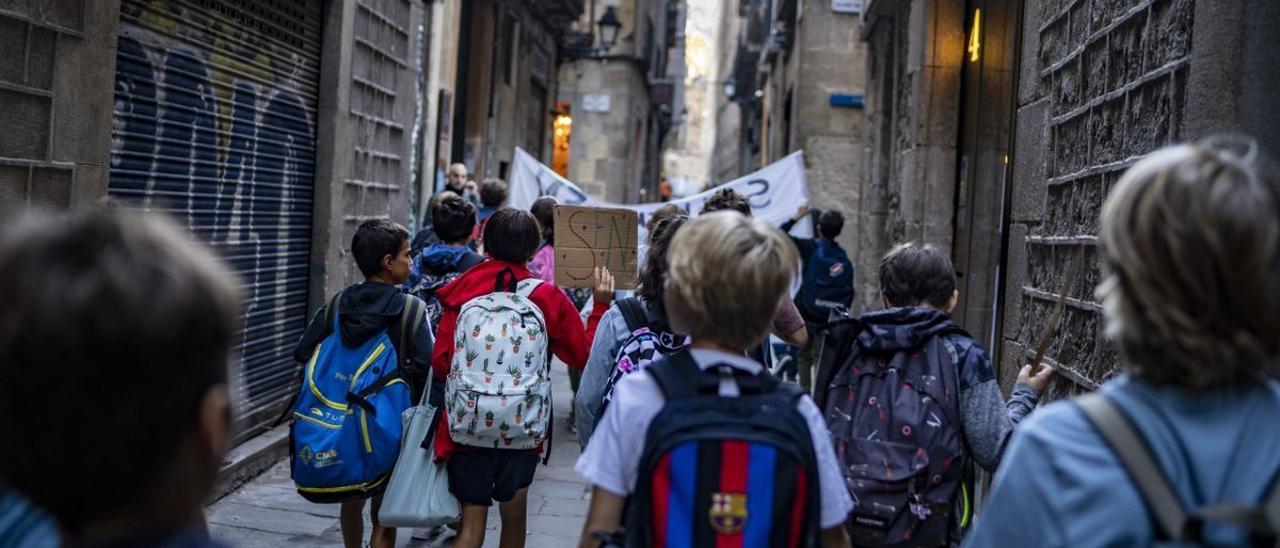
[429,207,608,548]
[526,197,558,284]
[573,212,691,445]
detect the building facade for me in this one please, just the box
[0,0,584,440]
[716,0,868,253]
[859,0,1280,396]
[556,0,684,203]
[446,0,579,187]
[661,0,717,193]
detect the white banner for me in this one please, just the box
[509,148,814,241]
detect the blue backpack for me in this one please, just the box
[799,240,854,322]
[290,292,424,503]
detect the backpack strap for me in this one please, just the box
[1079,392,1280,545]
[397,295,426,366]
[617,298,685,350]
[649,350,780,400]
[1076,392,1191,540]
[515,278,543,299]
[324,290,343,332]
[616,297,648,333]
[649,351,713,400]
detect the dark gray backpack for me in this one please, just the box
[823,321,966,547]
[1077,392,1280,546]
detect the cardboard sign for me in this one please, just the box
[553,205,639,289]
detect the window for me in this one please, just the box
[501,12,519,86]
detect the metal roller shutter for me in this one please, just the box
[108,0,323,435]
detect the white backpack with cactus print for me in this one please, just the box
[446,275,551,450]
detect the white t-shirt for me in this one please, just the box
[575,348,855,529]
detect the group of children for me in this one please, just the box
[2,136,1279,548]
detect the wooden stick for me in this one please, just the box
[1032,245,1086,373]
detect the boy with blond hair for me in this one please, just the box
[575,211,853,548]
[966,138,1280,546]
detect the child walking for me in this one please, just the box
[292,219,435,548]
[575,211,854,548]
[432,208,608,548]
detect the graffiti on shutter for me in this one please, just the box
[109,0,322,432]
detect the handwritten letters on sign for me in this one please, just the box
[553,205,638,289]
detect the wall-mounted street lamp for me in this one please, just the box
[597,6,622,50]
[561,5,627,60]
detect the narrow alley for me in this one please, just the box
[207,362,589,548]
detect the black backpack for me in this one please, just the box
[624,351,821,547]
[798,240,854,322]
[1076,392,1280,546]
[822,320,967,547]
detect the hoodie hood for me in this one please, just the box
[336,282,405,347]
[436,259,533,308]
[856,307,966,353]
[416,244,472,276]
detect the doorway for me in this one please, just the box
[951,0,1021,354]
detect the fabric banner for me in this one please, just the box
[508,148,815,241]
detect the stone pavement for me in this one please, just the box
[208,361,591,547]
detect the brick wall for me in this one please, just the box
[0,1,118,211]
[1002,0,1195,395]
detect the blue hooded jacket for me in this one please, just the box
[406,244,483,294]
[964,375,1280,547]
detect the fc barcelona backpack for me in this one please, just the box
[625,351,821,547]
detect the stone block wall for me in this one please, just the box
[558,60,650,203]
[0,0,119,212]
[312,0,424,296]
[857,0,965,313]
[1003,0,1195,396]
[792,0,866,259]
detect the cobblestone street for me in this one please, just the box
[208,362,589,547]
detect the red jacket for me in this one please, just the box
[432,258,604,459]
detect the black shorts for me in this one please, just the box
[446,448,539,506]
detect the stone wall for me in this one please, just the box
[0,0,119,211]
[709,0,742,183]
[558,60,650,203]
[791,0,865,264]
[311,0,425,297]
[1003,0,1280,394]
[1003,0,1196,395]
[857,0,965,313]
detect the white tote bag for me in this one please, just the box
[378,368,460,527]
